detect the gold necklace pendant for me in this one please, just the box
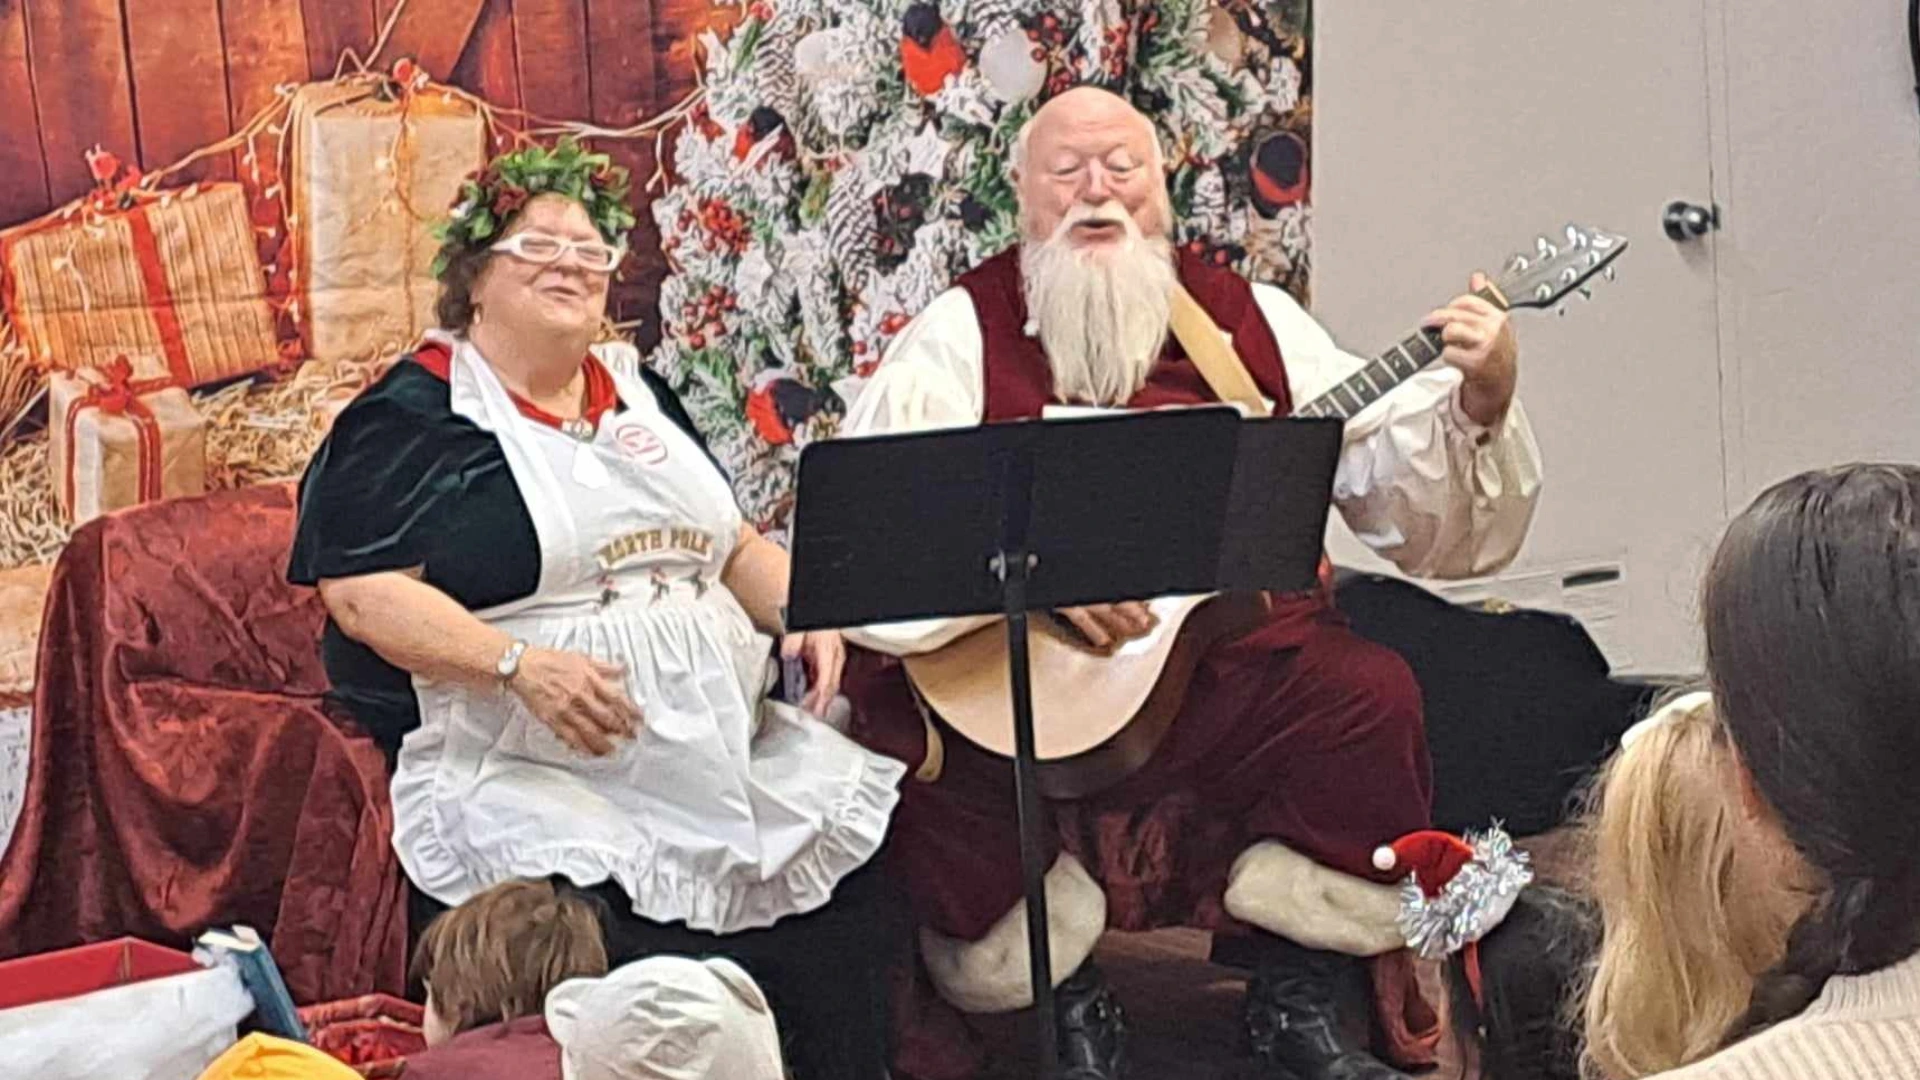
[561,416,595,441]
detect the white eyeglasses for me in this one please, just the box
[490,231,626,273]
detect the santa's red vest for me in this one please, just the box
[955,247,1336,638]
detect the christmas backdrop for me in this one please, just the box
[650,0,1315,536]
[0,0,1312,741]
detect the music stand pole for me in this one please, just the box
[786,409,1339,1077]
[993,449,1059,1076]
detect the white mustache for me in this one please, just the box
[1054,201,1140,241]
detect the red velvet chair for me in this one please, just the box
[0,483,408,1002]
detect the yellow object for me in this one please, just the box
[195,1035,362,1080]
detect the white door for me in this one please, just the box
[1311,0,1728,675]
[1709,0,1920,505]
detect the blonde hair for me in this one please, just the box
[411,879,610,1036]
[1581,693,1808,1078]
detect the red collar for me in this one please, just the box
[412,340,620,430]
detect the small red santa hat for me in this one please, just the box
[1371,824,1533,961]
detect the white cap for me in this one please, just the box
[545,956,786,1080]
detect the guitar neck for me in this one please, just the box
[1292,284,1508,421]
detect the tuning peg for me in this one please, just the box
[1557,305,1568,316]
[1506,254,1530,274]
[1567,225,1589,247]
[1535,283,1553,302]
[1578,286,1593,301]
[1604,265,1617,282]
[1537,237,1559,259]
[1560,267,1578,284]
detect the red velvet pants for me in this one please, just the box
[845,606,1434,942]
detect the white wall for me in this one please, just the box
[1308,0,1920,676]
[1708,0,1920,505]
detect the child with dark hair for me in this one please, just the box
[1651,463,1920,1078]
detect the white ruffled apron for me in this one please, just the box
[390,334,903,933]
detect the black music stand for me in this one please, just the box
[787,408,1343,1077]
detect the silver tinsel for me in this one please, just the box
[1396,826,1534,960]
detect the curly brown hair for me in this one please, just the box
[432,234,501,333]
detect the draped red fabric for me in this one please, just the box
[0,483,407,1002]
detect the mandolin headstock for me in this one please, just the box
[1491,224,1628,313]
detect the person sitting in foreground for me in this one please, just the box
[287,139,905,1080]
[405,878,609,1080]
[545,955,787,1080]
[1643,464,1920,1079]
[1581,692,1810,1078]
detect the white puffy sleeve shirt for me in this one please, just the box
[836,283,1543,656]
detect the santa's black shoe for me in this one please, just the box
[1056,961,1128,1079]
[1242,951,1412,1080]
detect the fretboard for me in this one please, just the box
[1292,327,1447,420]
[1291,284,1507,421]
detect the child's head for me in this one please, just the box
[1580,692,1809,1078]
[545,956,786,1080]
[411,878,610,1046]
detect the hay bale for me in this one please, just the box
[0,356,391,573]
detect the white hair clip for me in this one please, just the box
[1619,689,1713,750]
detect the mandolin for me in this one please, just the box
[903,223,1629,799]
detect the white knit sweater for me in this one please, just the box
[1653,951,1920,1080]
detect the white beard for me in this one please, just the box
[1019,207,1176,407]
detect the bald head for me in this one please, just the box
[1012,86,1169,248]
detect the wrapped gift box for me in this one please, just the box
[0,937,253,1080]
[0,183,280,390]
[49,360,207,525]
[289,78,487,363]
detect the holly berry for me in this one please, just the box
[852,341,869,356]
[689,332,707,349]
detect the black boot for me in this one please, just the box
[1055,961,1128,1080]
[1242,947,1413,1080]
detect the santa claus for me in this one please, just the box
[837,85,1543,1079]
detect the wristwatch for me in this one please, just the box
[495,639,530,683]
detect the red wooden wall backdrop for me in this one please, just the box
[0,0,730,344]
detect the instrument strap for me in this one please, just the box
[1169,284,1272,418]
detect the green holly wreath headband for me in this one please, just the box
[432,136,639,277]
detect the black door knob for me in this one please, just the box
[1663,201,1719,241]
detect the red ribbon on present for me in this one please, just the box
[123,204,195,387]
[62,355,169,515]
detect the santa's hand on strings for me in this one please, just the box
[1055,602,1157,653]
[1423,271,1520,428]
[509,647,642,756]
